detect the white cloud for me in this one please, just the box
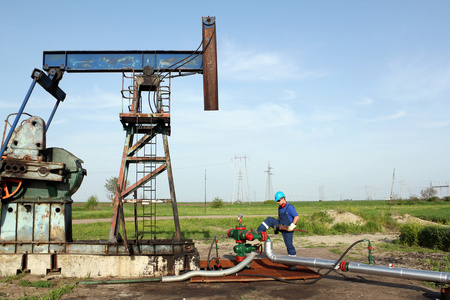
[419,120,450,129]
[282,90,296,100]
[64,87,121,110]
[355,97,373,106]
[365,110,406,122]
[219,40,327,82]
[381,53,450,102]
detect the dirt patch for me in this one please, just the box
[393,213,448,227]
[326,210,366,227]
[61,234,445,300]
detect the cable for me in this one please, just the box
[242,239,369,285]
[300,239,367,284]
[236,273,298,284]
[206,235,217,270]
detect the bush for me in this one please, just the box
[210,197,224,208]
[400,224,450,251]
[419,226,450,251]
[427,196,440,202]
[84,195,99,210]
[443,196,450,202]
[361,221,383,233]
[399,223,422,247]
[408,196,420,203]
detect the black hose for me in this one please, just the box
[206,235,217,270]
[242,239,368,285]
[236,273,297,284]
[300,239,367,284]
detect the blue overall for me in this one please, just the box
[257,203,297,256]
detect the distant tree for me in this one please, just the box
[85,195,99,210]
[105,177,119,203]
[211,197,224,208]
[104,176,130,203]
[420,187,437,200]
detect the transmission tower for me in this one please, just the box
[237,168,244,203]
[365,185,375,200]
[319,185,324,201]
[232,155,250,203]
[265,161,274,201]
[432,181,450,197]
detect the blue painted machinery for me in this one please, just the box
[0,17,218,277]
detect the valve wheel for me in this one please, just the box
[257,244,263,255]
[2,178,23,199]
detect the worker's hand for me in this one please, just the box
[288,223,296,231]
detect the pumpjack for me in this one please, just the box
[0,17,218,277]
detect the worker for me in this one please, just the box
[257,191,300,260]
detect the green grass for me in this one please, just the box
[0,270,27,283]
[16,282,78,300]
[410,209,450,225]
[72,200,450,244]
[19,280,55,288]
[73,199,450,219]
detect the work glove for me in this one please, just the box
[288,223,296,231]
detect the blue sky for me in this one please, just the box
[1,1,450,202]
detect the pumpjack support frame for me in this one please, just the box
[0,16,218,277]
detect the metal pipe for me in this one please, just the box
[46,99,61,132]
[161,251,257,282]
[264,238,450,284]
[79,251,256,285]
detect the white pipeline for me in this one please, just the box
[161,252,257,282]
[264,238,450,284]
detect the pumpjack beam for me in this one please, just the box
[43,50,203,73]
[42,17,218,110]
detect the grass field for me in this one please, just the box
[73,199,450,222]
[72,200,450,241]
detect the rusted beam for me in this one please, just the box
[109,127,134,243]
[120,164,167,198]
[202,16,218,111]
[163,134,181,241]
[126,157,167,163]
[127,132,158,157]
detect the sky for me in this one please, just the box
[1,1,450,203]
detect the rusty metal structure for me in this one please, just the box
[0,17,218,277]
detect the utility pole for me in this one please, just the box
[245,156,250,203]
[265,161,274,201]
[204,169,206,213]
[232,157,237,204]
[389,168,395,211]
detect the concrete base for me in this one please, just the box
[0,253,200,278]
